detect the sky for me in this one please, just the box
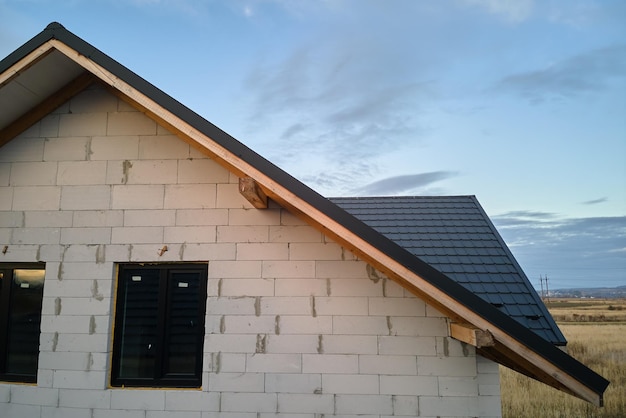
[1,0,624,290]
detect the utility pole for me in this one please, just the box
[539,275,545,299]
[545,275,550,304]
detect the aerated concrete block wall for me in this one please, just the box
[0,84,501,418]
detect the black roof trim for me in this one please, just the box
[0,23,609,396]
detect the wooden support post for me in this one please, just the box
[239,177,268,209]
[450,322,495,348]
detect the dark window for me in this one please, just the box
[111,264,208,388]
[0,263,45,383]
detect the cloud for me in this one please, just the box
[582,197,608,205]
[493,214,626,288]
[460,0,534,22]
[354,171,458,196]
[494,44,626,103]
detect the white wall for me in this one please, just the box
[0,84,501,418]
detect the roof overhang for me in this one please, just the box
[0,23,610,406]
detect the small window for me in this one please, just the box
[111,264,208,388]
[0,263,45,383]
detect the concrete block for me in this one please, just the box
[52,370,107,389]
[215,183,254,209]
[57,161,107,185]
[479,394,502,418]
[220,393,277,413]
[111,226,163,244]
[316,261,368,279]
[124,159,178,184]
[289,242,347,261]
[274,279,328,297]
[124,209,175,226]
[359,355,417,375]
[204,334,258,353]
[41,406,95,418]
[392,395,419,416]
[10,161,58,185]
[69,86,118,113]
[209,261,262,279]
[61,185,111,210]
[269,226,322,243]
[217,225,269,243]
[265,335,319,354]
[332,316,389,336]
[0,187,12,210]
[164,184,216,209]
[279,210,307,226]
[437,337,475,358]
[61,227,111,244]
[262,261,315,279]
[205,296,256,315]
[178,158,229,184]
[391,316,449,337]
[279,316,332,335]
[335,394,393,415]
[228,208,281,226]
[258,296,311,315]
[9,385,59,406]
[147,412,202,418]
[417,356,477,377]
[12,227,61,244]
[276,394,334,414]
[418,396,478,417]
[107,111,157,136]
[56,261,112,280]
[208,372,264,392]
[164,226,216,243]
[139,135,190,159]
[39,351,95,371]
[322,374,379,394]
[25,210,72,227]
[378,336,437,356]
[211,352,247,373]
[0,137,44,163]
[12,186,61,210]
[0,404,42,418]
[0,162,9,185]
[379,375,438,396]
[92,409,146,418]
[368,297,426,316]
[320,335,378,355]
[40,113,60,137]
[328,278,383,297]
[112,185,164,209]
[176,209,229,226]
[49,332,109,353]
[73,210,124,227]
[111,390,165,410]
[223,315,276,334]
[438,376,479,396]
[246,353,301,373]
[90,135,139,160]
[265,373,321,394]
[59,112,107,136]
[313,297,368,316]
[237,243,288,261]
[44,136,90,161]
[164,391,220,412]
[302,354,358,374]
[218,277,273,296]
[58,388,111,409]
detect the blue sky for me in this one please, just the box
[1,0,624,289]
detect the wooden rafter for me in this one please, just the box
[239,177,268,209]
[0,71,95,147]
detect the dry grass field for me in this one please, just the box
[500,298,626,418]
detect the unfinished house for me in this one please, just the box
[0,23,608,418]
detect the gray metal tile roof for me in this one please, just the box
[331,195,566,345]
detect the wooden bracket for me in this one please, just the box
[239,177,268,209]
[450,322,495,348]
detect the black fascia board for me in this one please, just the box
[0,22,609,396]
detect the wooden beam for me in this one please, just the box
[0,71,95,147]
[239,177,268,209]
[450,322,495,348]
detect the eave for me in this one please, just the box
[0,23,610,406]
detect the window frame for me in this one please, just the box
[0,262,46,383]
[111,263,208,388]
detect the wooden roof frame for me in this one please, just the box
[0,22,609,405]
